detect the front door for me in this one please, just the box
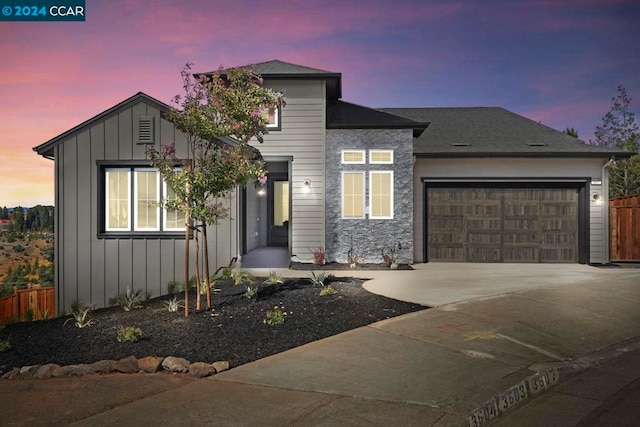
[268,173,289,247]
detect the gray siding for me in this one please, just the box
[414,157,609,264]
[326,129,414,264]
[54,99,237,311]
[250,80,326,261]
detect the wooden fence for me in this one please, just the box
[0,285,55,323]
[610,195,640,262]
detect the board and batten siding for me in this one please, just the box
[414,157,610,264]
[251,80,326,261]
[54,99,237,311]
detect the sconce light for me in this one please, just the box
[592,192,602,204]
[255,183,266,196]
[303,180,311,193]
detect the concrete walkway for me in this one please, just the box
[6,264,640,426]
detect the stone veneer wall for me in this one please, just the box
[325,129,414,264]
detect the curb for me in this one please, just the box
[465,337,640,426]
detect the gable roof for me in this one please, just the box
[382,107,635,158]
[327,101,429,137]
[33,92,170,159]
[199,59,343,100]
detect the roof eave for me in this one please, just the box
[414,151,635,159]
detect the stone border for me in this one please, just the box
[1,355,230,380]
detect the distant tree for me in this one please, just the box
[592,86,640,197]
[12,206,25,233]
[0,207,8,220]
[563,127,579,138]
[25,205,54,232]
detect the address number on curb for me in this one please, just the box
[528,369,560,395]
[468,399,499,427]
[498,381,528,412]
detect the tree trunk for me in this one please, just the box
[194,225,201,311]
[202,224,212,309]
[184,220,189,317]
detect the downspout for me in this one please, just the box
[602,157,614,264]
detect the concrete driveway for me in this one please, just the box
[363,262,640,306]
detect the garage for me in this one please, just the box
[427,185,582,263]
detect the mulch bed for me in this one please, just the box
[290,262,413,270]
[0,276,426,372]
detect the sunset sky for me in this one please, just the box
[1,0,638,207]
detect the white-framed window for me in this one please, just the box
[103,167,185,233]
[342,172,365,218]
[369,171,393,219]
[105,169,131,231]
[163,180,186,231]
[369,149,394,164]
[134,169,160,231]
[264,106,280,129]
[341,150,366,164]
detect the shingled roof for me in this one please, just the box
[200,59,343,100]
[327,101,428,137]
[382,107,634,158]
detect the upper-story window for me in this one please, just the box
[264,106,281,130]
[341,150,366,164]
[369,150,394,164]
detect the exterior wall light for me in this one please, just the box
[303,180,311,193]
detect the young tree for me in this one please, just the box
[148,64,284,316]
[592,85,640,197]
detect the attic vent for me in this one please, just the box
[137,116,155,144]
[450,143,471,147]
[527,143,547,147]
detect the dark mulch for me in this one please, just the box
[290,262,413,270]
[0,276,426,372]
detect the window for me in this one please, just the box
[263,106,280,130]
[369,171,393,219]
[342,172,365,218]
[369,150,393,164]
[104,167,185,233]
[341,150,366,164]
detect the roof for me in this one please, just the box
[33,92,170,159]
[382,107,635,158]
[199,59,343,100]
[327,101,429,137]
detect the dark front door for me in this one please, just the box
[268,174,289,247]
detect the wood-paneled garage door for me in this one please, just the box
[427,187,579,262]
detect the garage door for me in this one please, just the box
[427,187,579,263]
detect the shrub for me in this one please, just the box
[0,339,10,352]
[117,326,143,343]
[231,271,255,287]
[308,272,334,287]
[319,285,337,296]
[13,244,25,253]
[24,308,34,322]
[244,285,259,299]
[310,247,326,265]
[263,271,283,286]
[64,303,95,328]
[162,296,183,313]
[167,280,181,295]
[264,306,286,325]
[109,288,144,311]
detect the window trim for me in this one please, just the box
[369,149,394,164]
[133,169,161,232]
[105,168,132,232]
[162,180,185,232]
[99,162,187,237]
[341,150,366,165]
[369,170,394,219]
[341,171,366,219]
[265,105,281,131]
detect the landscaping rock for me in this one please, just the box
[114,356,138,373]
[212,361,230,373]
[90,359,116,374]
[19,365,40,379]
[34,364,60,379]
[162,356,191,373]
[138,356,162,373]
[54,364,92,377]
[3,368,20,379]
[189,362,216,378]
